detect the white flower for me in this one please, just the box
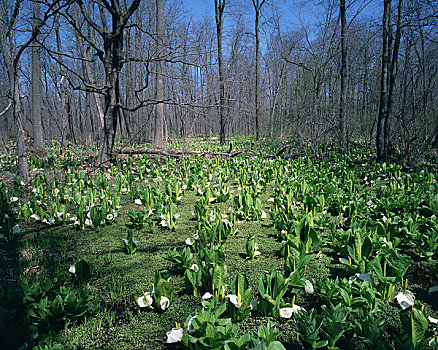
[134,199,142,205]
[279,305,304,318]
[226,294,242,308]
[428,316,438,325]
[12,224,20,234]
[10,197,18,202]
[137,292,153,308]
[4,214,9,219]
[160,296,170,310]
[185,237,194,246]
[122,238,139,245]
[174,213,180,219]
[202,292,213,300]
[190,264,199,272]
[267,198,275,202]
[429,336,438,348]
[85,218,92,226]
[48,218,55,225]
[30,213,40,221]
[56,212,64,218]
[106,214,114,221]
[261,210,267,219]
[69,265,76,274]
[396,290,415,310]
[304,280,314,294]
[166,327,183,343]
[187,316,196,333]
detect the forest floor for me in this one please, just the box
[0,137,437,349]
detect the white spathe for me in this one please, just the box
[185,237,194,246]
[160,296,170,310]
[166,327,183,343]
[137,292,153,308]
[304,280,314,294]
[428,316,438,324]
[279,304,304,318]
[396,290,415,310]
[187,316,197,333]
[68,265,76,274]
[202,292,213,300]
[226,294,242,308]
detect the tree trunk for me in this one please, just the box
[252,0,266,141]
[72,3,105,130]
[377,0,391,160]
[32,0,45,155]
[384,0,404,155]
[215,0,226,144]
[339,0,347,148]
[55,15,68,154]
[154,0,165,148]
[13,73,29,180]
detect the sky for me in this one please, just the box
[183,0,382,30]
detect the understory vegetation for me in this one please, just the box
[0,138,437,349]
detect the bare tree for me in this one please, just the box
[0,0,66,178]
[339,0,347,148]
[214,0,226,144]
[74,0,141,165]
[154,0,164,148]
[32,0,45,155]
[251,0,266,141]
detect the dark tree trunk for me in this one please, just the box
[252,0,266,141]
[339,0,347,148]
[384,0,404,155]
[32,0,45,155]
[215,0,226,145]
[154,0,164,148]
[377,0,391,160]
[77,0,141,165]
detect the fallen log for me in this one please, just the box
[43,147,246,159]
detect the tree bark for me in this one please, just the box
[72,3,105,130]
[154,0,164,148]
[252,0,266,141]
[32,0,45,155]
[377,0,391,160]
[384,0,404,155]
[54,14,68,154]
[339,0,347,148]
[214,0,226,144]
[77,0,141,166]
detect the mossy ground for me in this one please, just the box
[1,139,437,349]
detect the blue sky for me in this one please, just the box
[183,0,381,29]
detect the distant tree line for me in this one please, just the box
[0,0,437,177]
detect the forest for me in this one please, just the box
[0,0,438,349]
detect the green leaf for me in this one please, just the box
[399,307,429,348]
